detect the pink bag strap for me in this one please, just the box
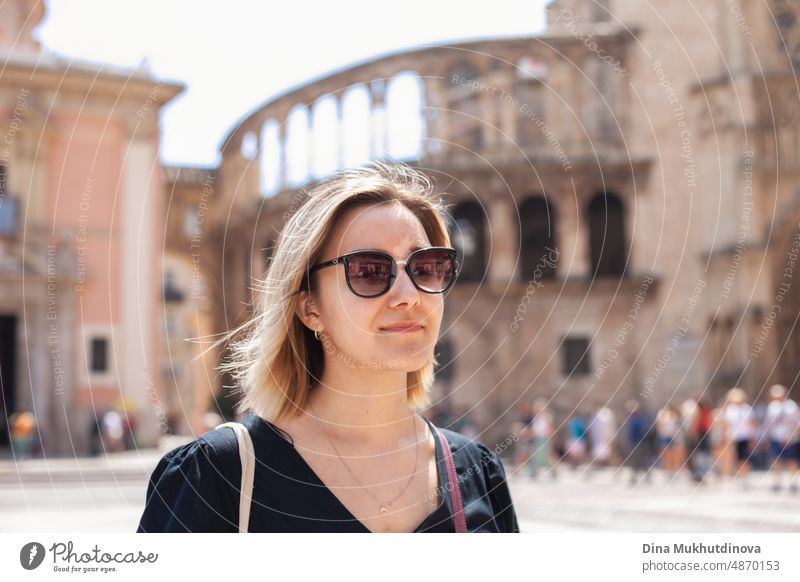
[433,426,467,533]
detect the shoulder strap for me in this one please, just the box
[216,422,255,533]
[432,426,467,533]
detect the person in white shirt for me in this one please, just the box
[723,387,756,488]
[586,403,617,478]
[764,384,800,493]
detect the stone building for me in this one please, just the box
[0,0,182,454]
[186,0,800,446]
[3,0,799,452]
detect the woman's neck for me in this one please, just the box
[305,363,418,446]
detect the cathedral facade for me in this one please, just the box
[2,0,799,453]
[188,0,800,446]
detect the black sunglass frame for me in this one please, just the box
[307,246,459,298]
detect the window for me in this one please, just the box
[286,104,311,187]
[588,192,627,277]
[562,337,590,376]
[519,196,557,281]
[311,94,339,178]
[90,338,108,373]
[386,71,425,160]
[341,84,371,168]
[449,201,487,283]
[240,131,258,160]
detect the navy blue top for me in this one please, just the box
[136,413,519,533]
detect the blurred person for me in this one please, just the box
[9,411,36,460]
[512,400,535,472]
[655,404,681,476]
[671,400,692,479]
[723,387,756,488]
[710,401,733,480]
[122,408,139,451]
[750,400,770,471]
[622,400,654,486]
[526,398,556,480]
[686,395,714,482]
[88,410,103,457]
[0,404,8,448]
[102,408,125,453]
[586,403,617,477]
[565,413,588,468]
[764,384,800,493]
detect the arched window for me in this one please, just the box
[449,201,487,283]
[311,94,339,179]
[240,131,258,160]
[588,192,627,277]
[286,104,310,187]
[341,84,371,167]
[386,71,425,160]
[259,118,280,197]
[519,196,557,281]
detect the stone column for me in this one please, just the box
[120,121,161,446]
[423,74,446,157]
[559,187,589,279]
[278,121,288,189]
[497,67,517,149]
[488,197,517,284]
[370,79,386,158]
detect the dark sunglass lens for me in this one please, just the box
[409,250,454,292]
[347,253,393,296]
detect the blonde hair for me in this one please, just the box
[726,387,748,405]
[221,162,453,421]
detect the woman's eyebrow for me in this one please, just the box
[345,244,429,255]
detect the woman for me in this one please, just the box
[137,163,519,533]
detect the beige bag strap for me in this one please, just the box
[216,422,255,533]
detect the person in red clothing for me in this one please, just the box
[686,395,714,482]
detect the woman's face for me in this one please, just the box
[300,202,444,373]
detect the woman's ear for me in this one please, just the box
[295,290,321,331]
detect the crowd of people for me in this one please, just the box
[508,384,800,492]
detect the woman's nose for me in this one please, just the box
[388,263,420,306]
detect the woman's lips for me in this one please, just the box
[380,325,423,333]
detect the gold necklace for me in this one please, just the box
[308,401,420,514]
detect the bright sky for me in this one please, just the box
[36,0,548,166]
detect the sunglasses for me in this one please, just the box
[307,247,459,298]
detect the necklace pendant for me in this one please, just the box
[379,503,389,513]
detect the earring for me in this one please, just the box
[314,329,322,341]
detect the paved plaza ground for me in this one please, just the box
[1,452,799,532]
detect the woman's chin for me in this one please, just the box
[355,351,430,373]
